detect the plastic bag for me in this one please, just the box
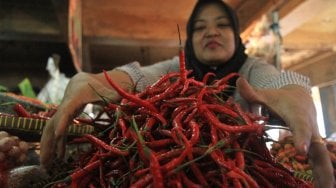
[37,54,70,104]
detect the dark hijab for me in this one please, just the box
[185,0,247,95]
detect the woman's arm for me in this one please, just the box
[237,77,335,187]
[40,57,179,168]
[40,69,133,167]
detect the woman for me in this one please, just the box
[40,0,334,186]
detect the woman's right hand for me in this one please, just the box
[236,77,335,187]
[39,70,132,168]
[40,72,96,168]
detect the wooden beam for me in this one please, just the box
[237,0,283,32]
[278,0,305,18]
[279,0,332,36]
[287,51,336,87]
[51,0,69,38]
[240,0,286,41]
[84,36,180,48]
[0,0,64,42]
[283,43,336,51]
[0,32,65,42]
[82,0,194,41]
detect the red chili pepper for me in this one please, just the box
[68,160,100,186]
[264,167,298,187]
[76,174,93,188]
[254,165,298,187]
[99,149,107,188]
[233,141,245,170]
[181,77,205,95]
[186,152,208,186]
[130,173,152,188]
[149,151,164,188]
[199,104,262,133]
[138,72,180,97]
[83,134,129,156]
[129,130,149,165]
[203,104,239,118]
[167,178,183,188]
[146,138,175,149]
[116,118,128,138]
[134,168,149,178]
[136,107,167,126]
[172,112,190,135]
[180,76,204,95]
[210,150,232,169]
[213,72,240,89]
[249,168,274,188]
[103,70,158,113]
[142,117,157,131]
[157,148,184,162]
[188,119,200,146]
[61,57,309,187]
[185,111,199,126]
[147,81,181,103]
[163,97,197,104]
[233,103,253,125]
[253,159,274,169]
[232,178,243,188]
[247,134,274,161]
[162,129,191,172]
[177,24,187,83]
[202,72,216,84]
[180,171,202,188]
[210,123,218,144]
[13,103,31,117]
[231,167,259,188]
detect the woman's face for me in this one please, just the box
[192,4,235,66]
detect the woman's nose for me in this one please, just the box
[205,26,220,37]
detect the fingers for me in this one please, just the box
[308,141,335,187]
[54,113,71,138]
[237,77,335,186]
[291,125,311,155]
[40,120,56,168]
[56,133,66,159]
[40,113,68,168]
[236,77,263,103]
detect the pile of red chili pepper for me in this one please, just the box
[47,47,313,188]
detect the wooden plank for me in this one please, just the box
[279,0,333,36]
[85,36,180,47]
[240,0,285,41]
[278,0,305,18]
[238,0,283,31]
[82,0,194,41]
[51,0,69,38]
[0,1,61,36]
[287,51,336,87]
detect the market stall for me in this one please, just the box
[0,47,328,187]
[1,0,336,187]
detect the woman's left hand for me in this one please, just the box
[236,77,335,188]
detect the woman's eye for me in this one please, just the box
[193,25,206,31]
[217,23,230,28]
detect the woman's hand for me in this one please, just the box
[40,70,132,168]
[236,77,335,187]
[40,72,96,168]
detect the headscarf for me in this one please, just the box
[185,0,247,96]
